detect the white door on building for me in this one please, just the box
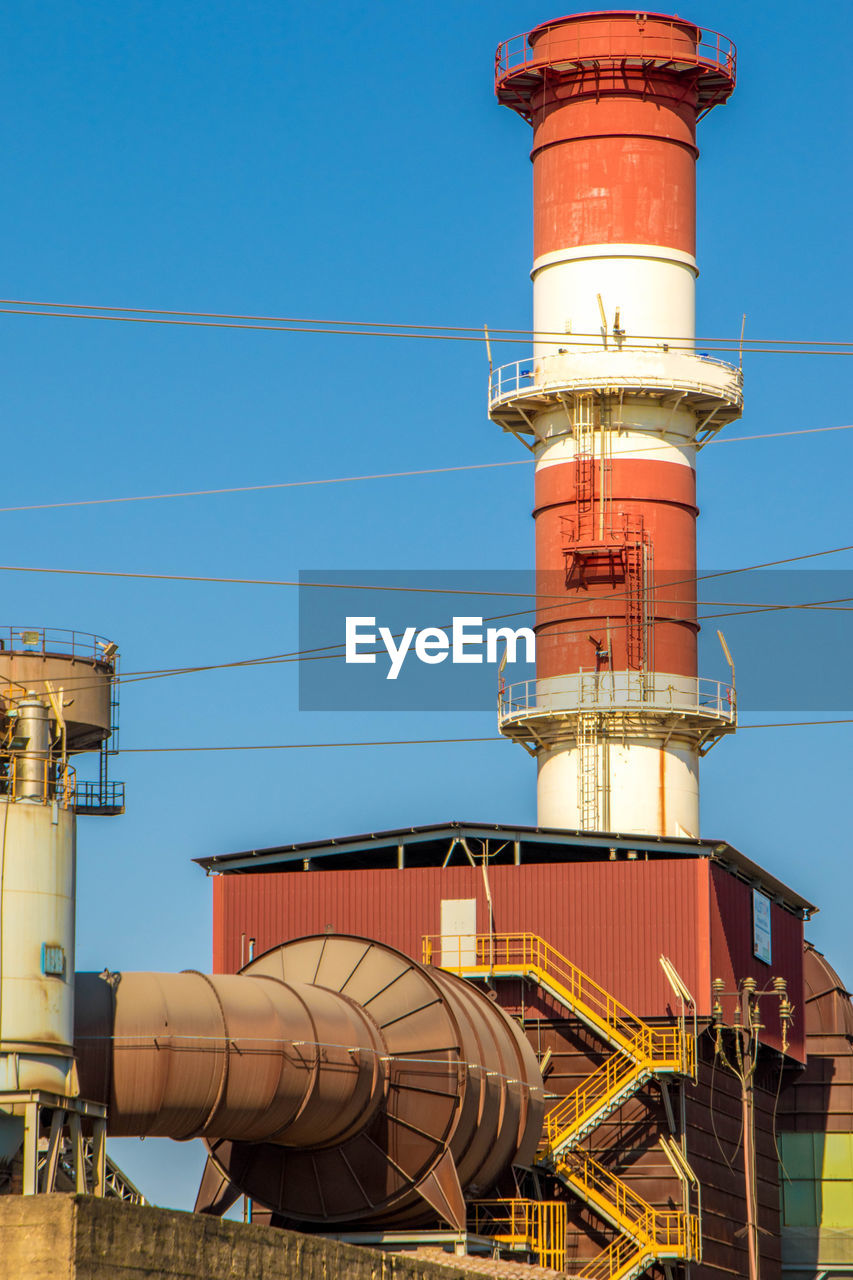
[440,898,477,966]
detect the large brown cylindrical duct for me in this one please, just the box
[75,968,388,1148]
[75,935,544,1230]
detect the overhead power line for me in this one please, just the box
[35,578,853,704]
[117,737,502,753]
[739,719,853,730]
[0,459,531,514]
[0,541,850,699]
[0,424,849,518]
[0,596,835,706]
[0,299,852,359]
[0,540,850,594]
[90,719,853,754]
[6,591,853,703]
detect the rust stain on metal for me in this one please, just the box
[658,748,666,836]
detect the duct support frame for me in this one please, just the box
[0,1090,107,1195]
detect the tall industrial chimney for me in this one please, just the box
[492,13,740,838]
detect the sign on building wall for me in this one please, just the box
[752,888,772,965]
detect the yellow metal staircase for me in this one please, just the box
[424,932,700,1279]
[468,1198,567,1272]
[422,932,693,1078]
[544,1047,657,1153]
[556,1151,700,1280]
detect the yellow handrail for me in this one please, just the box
[424,932,692,1076]
[558,1152,697,1258]
[560,1152,656,1242]
[543,1051,643,1151]
[426,933,700,1278]
[469,1198,567,1272]
[423,932,645,1051]
[578,1233,653,1280]
[543,1029,690,1154]
[2,757,77,808]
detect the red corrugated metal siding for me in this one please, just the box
[709,863,805,1062]
[212,874,225,972]
[213,858,805,1049]
[213,859,712,1018]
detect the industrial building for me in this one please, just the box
[1,10,851,1280]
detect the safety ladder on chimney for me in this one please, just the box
[577,711,601,832]
[621,514,649,673]
[574,391,596,522]
[423,932,700,1280]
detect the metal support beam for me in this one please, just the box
[92,1117,107,1197]
[504,421,536,452]
[661,1080,677,1135]
[21,1101,38,1195]
[42,1107,64,1193]
[68,1111,87,1193]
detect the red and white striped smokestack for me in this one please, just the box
[492,12,740,838]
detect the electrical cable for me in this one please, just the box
[0,459,531,515]
[107,594,853,690]
[710,1038,743,1170]
[0,540,850,595]
[711,424,853,446]
[58,720,853,755]
[0,424,849,519]
[2,591,851,702]
[93,737,504,753]
[0,541,850,698]
[738,719,853,730]
[1,296,852,356]
[0,595,847,710]
[0,304,852,358]
[771,1047,791,1187]
[0,545,850,709]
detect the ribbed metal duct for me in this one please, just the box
[75,934,544,1229]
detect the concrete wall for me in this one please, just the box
[0,1195,475,1280]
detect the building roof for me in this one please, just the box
[194,819,817,918]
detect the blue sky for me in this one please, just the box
[1,1,850,1206]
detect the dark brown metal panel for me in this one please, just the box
[517,1014,785,1278]
[213,859,712,1019]
[685,1034,784,1278]
[708,864,806,1061]
[779,942,853,1133]
[800,941,853,1037]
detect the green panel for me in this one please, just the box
[812,1131,826,1176]
[821,1180,853,1229]
[821,1133,853,1180]
[783,1179,819,1227]
[779,1132,817,1180]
